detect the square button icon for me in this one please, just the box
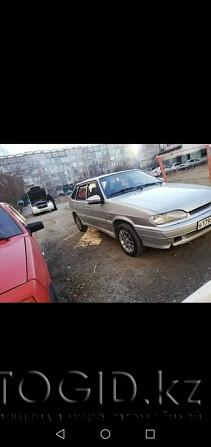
[145,429,155,439]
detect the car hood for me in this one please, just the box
[0,237,27,294]
[110,183,211,213]
[28,187,47,204]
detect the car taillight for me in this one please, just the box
[20,296,37,303]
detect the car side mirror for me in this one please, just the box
[87,195,104,204]
[27,222,44,233]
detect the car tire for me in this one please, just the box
[117,223,145,257]
[74,214,87,232]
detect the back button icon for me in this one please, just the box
[56,429,65,440]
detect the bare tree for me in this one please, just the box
[113,161,133,172]
[0,171,25,208]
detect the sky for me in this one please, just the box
[0,144,83,155]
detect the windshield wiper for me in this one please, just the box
[135,182,162,190]
[109,182,162,197]
[109,187,135,197]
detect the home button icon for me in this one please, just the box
[100,429,111,439]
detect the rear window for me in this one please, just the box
[76,185,87,201]
[0,205,23,239]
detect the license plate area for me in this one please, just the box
[197,216,211,230]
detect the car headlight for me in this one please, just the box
[47,201,52,205]
[150,210,188,225]
[32,206,38,210]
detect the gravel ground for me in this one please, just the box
[25,164,211,303]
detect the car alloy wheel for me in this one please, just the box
[117,223,145,257]
[119,229,135,254]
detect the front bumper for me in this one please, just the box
[134,207,211,249]
[32,204,54,215]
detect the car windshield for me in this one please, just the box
[99,170,162,199]
[0,205,23,239]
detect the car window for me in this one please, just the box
[76,185,87,201]
[87,182,100,198]
[71,186,78,200]
[99,170,161,198]
[0,205,23,239]
[5,204,27,226]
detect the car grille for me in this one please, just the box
[38,205,47,209]
[189,203,211,215]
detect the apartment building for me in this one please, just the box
[1,144,199,195]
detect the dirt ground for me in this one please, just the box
[26,165,211,303]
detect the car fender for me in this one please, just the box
[112,215,137,234]
[24,234,51,290]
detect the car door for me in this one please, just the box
[74,184,89,225]
[85,180,108,230]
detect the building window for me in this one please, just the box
[201,148,207,157]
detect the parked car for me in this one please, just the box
[28,186,54,215]
[150,165,172,177]
[0,202,57,302]
[162,165,172,175]
[183,158,202,168]
[175,163,188,171]
[69,169,211,257]
[149,167,162,177]
[170,162,187,172]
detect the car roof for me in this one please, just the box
[75,169,141,186]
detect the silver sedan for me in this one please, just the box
[69,169,211,257]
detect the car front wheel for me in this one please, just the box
[117,223,145,257]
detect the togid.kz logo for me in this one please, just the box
[0,370,201,406]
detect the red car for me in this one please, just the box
[0,202,56,303]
